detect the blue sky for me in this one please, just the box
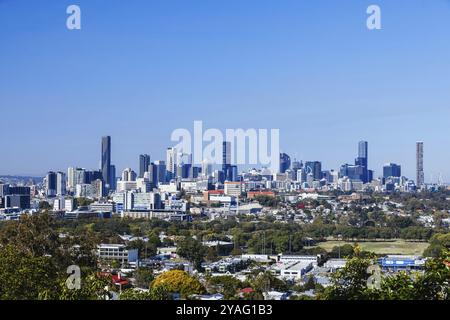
[1,0,450,182]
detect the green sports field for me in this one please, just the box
[315,239,429,256]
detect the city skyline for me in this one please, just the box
[1,134,443,186]
[1,1,450,179]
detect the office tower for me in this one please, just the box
[109,165,116,192]
[221,141,232,182]
[166,147,177,180]
[292,159,303,180]
[74,168,87,185]
[67,167,75,192]
[56,172,66,196]
[296,168,307,183]
[177,163,191,179]
[0,184,10,197]
[340,164,365,181]
[190,166,201,179]
[86,170,103,184]
[292,159,303,171]
[139,154,151,178]
[91,179,103,199]
[45,171,57,197]
[4,194,31,209]
[383,163,402,179]
[222,141,231,168]
[358,141,368,161]
[356,141,369,183]
[101,136,111,189]
[305,161,322,180]
[202,159,212,178]
[0,185,30,209]
[122,168,137,182]
[416,141,424,187]
[279,153,291,174]
[150,160,166,185]
[177,153,192,179]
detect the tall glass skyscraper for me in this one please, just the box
[279,153,291,174]
[305,161,321,180]
[139,154,151,178]
[357,141,369,183]
[101,136,111,190]
[383,163,402,179]
[416,141,424,187]
[222,141,232,182]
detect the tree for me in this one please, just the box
[249,271,288,295]
[176,237,207,270]
[207,276,243,299]
[151,270,205,299]
[205,246,219,262]
[127,239,157,260]
[321,256,374,300]
[134,268,154,289]
[0,245,59,300]
[57,273,112,300]
[39,201,51,210]
[423,233,450,257]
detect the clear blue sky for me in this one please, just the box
[1,0,450,182]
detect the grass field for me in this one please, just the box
[314,239,429,256]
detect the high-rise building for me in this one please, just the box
[139,154,151,178]
[221,141,232,182]
[122,168,137,182]
[416,141,424,187]
[45,171,57,197]
[279,153,291,174]
[356,141,369,183]
[166,147,177,180]
[305,161,322,180]
[150,161,166,185]
[202,159,212,178]
[110,165,116,192]
[67,167,75,192]
[101,136,111,189]
[383,163,401,179]
[358,141,368,161]
[56,172,66,196]
[340,164,365,181]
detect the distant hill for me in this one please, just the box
[0,175,44,184]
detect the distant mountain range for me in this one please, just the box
[0,175,44,184]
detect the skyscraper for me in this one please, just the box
[279,153,291,174]
[45,171,57,197]
[383,163,401,179]
[101,136,111,189]
[356,141,369,183]
[122,168,137,182]
[67,167,75,193]
[166,147,177,180]
[416,141,424,187]
[109,165,116,192]
[358,141,368,160]
[56,172,66,196]
[305,161,322,180]
[139,154,151,178]
[222,141,232,182]
[222,141,231,168]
